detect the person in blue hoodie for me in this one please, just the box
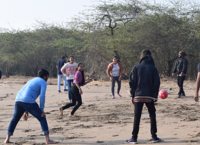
[126,49,161,144]
[4,69,58,144]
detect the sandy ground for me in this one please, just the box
[0,77,200,145]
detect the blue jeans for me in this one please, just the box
[7,102,49,136]
[67,79,73,100]
[57,75,67,90]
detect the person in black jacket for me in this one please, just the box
[126,49,161,144]
[0,70,2,79]
[172,51,188,98]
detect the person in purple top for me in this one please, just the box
[59,63,92,117]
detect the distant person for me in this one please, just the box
[59,63,92,117]
[106,56,123,99]
[172,51,188,98]
[61,56,77,102]
[4,69,58,144]
[0,70,2,79]
[56,56,67,93]
[126,49,161,144]
[194,52,200,103]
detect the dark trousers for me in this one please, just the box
[111,76,121,96]
[177,76,185,95]
[7,102,49,136]
[62,84,82,115]
[132,101,157,139]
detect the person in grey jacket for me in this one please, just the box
[172,51,188,98]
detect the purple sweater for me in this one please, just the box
[73,71,82,85]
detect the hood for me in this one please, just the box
[139,55,155,66]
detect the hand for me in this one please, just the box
[194,94,199,102]
[180,72,184,76]
[172,73,175,77]
[79,89,83,95]
[66,74,69,77]
[88,78,93,83]
[110,77,113,81]
[131,97,134,105]
[41,111,46,118]
[118,77,121,81]
[23,112,29,121]
[63,73,67,77]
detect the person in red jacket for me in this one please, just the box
[106,56,123,99]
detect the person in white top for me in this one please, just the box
[61,56,77,102]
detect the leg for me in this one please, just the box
[57,75,61,91]
[5,102,25,143]
[26,103,58,144]
[67,80,72,100]
[180,76,186,95]
[177,76,181,95]
[62,89,76,110]
[145,101,157,138]
[132,102,144,139]
[116,76,121,94]
[62,75,67,90]
[111,77,116,96]
[71,89,82,115]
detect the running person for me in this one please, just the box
[56,56,67,93]
[194,52,200,102]
[4,69,58,144]
[106,56,123,99]
[126,50,161,144]
[61,56,77,102]
[59,63,92,117]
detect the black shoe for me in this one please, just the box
[178,95,181,98]
[58,90,61,93]
[181,93,186,96]
[64,89,68,92]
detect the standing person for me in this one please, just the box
[56,56,67,93]
[61,56,77,102]
[172,51,188,98]
[4,69,58,144]
[106,56,123,99]
[126,50,161,144]
[194,52,200,102]
[59,63,92,117]
[0,69,2,79]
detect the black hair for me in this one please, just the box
[77,63,85,86]
[179,51,187,57]
[62,56,65,59]
[141,49,151,57]
[68,55,74,62]
[112,56,120,62]
[38,69,49,78]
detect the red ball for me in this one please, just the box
[159,90,168,99]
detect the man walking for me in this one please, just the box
[172,51,188,98]
[194,52,200,102]
[56,56,67,93]
[4,69,58,144]
[126,49,161,144]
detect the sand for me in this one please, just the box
[0,77,200,145]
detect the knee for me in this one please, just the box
[71,102,76,106]
[77,102,82,107]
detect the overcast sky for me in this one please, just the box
[0,0,199,30]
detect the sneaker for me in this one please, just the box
[64,89,68,92]
[126,138,137,144]
[117,94,122,97]
[58,90,61,93]
[112,96,115,99]
[151,137,161,143]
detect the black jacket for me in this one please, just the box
[129,55,160,100]
[172,57,188,74]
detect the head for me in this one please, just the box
[77,62,84,71]
[179,51,187,58]
[77,63,85,86]
[68,56,74,63]
[38,69,49,82]
[112,56,119,64]
[140,49,151,59]
[62,56,66,60]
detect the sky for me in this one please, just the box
[0,0,199,30]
